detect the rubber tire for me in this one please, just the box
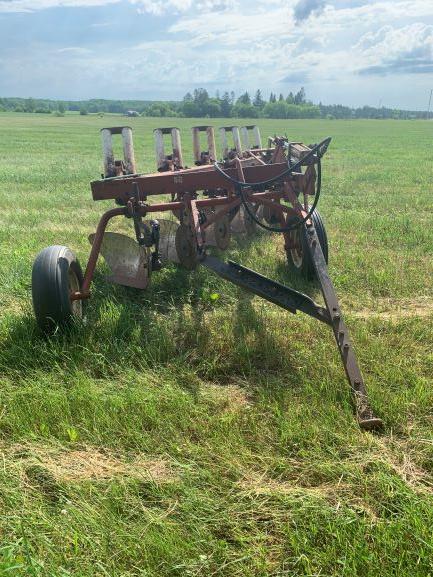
[32,245,84,333]
[287,209,328,280]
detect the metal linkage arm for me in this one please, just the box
[304,224,383,430]
[202,257,331,325]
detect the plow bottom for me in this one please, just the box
[88,232,151,289]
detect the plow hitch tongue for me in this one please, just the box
[32,124,383,431]
[202,254,383,432]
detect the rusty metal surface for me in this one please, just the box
[81,207,126,295]
[154,127,184,171]
[101,127,136,178]
[91,162,302,202]
[72,126,381,430]
[175,224,198,270]
[214,215,231,250]
[203,257,331,324]
[304,223,383,431]
[192,126,216,165]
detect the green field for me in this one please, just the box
[1,112,433,576]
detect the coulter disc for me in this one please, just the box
[214,214,231,250]
[175,224,198,270]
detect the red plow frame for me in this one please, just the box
[32,124,383,431]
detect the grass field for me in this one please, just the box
[1,112,433,576]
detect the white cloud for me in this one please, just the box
[0,0,234,12]
[293,0,326,23]
[356,22,433,74]
[0,0,118,11]
[57,46,92,53]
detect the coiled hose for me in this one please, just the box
[213,137,331,233]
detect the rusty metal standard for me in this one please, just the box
[31,124,383,431]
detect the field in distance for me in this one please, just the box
[0,112,433,576]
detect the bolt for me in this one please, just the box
[333,313,340,321]
[343,343,349,350]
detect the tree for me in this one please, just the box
[286,92,295,104]
[203,98,221,118]
[278,93,284,101]
[220,92,232,117]
[58,102,66,114]
[25,98,35,113]
[237,91,251,105]
[232,103,258,118]
[269,93,276,103]
[264,101,289,118]
[193,88,209,106]
[181,100,200,117]
[145,102,176,117]
[253,89,264,108]
[294,87,306,105]
[263,100,320,119]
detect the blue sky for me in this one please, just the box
[0,0,432,108]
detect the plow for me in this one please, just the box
[32,124,383,431]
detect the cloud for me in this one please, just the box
[280,70,310,83]
[357,23,433,75]
[293,0,326,23]
[132,0,233,14]
[360,61,433,75]
[0,0,118,11]
[57,46,92,53]
[0,0,234,14]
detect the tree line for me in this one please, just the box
[0,89,430,120]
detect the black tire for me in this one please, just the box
[287,209,328,280]
[32,245,84,333]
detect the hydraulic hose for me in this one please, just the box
[213,137,330,233]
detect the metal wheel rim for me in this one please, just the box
[68,268,82,317]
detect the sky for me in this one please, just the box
[0,0,432,109]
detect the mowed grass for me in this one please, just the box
[0,112,433,576]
